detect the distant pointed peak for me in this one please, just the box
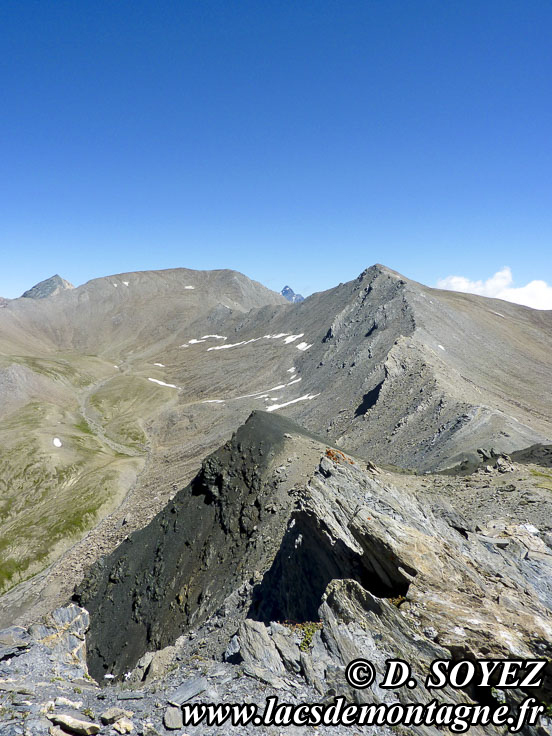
[281,285,305,303]
[21,274,75,299]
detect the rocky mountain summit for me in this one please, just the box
[281,285,305,303]
[0,264,551,734]
[20,274,75,299]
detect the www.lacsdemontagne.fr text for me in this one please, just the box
[180,694,545,732]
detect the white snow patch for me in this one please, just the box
[122,281,129,286]
[438,344,445,351]
[148,378,178,389]
[188,338,206,344]
[296,342,312,351]
[184,285,195,290]
[233,390,266,400]
[283,334,304,344]
[287,367,296,373]
[202,399,225,403]
[207,338,262,351]
[203,333,310,351]
[112,283,118,287]
[53,437,62,448]
[234,377,302,400]
[113,365,118,369]
[153,363,165,367]
[491,310,505,318]
[266,393,320,412]
[208,341,245,351]
[199,374,304,404]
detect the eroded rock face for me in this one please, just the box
[74,411,316,679]
[73,411,551,731]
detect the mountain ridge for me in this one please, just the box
[0,262,550,626]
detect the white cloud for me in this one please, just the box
[436,267,552,310]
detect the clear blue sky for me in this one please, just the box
[1,0,551,299]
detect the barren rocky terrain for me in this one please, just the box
[1,413,552,735]
[0,264,551,735]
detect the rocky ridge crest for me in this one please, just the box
[43,411,550,735]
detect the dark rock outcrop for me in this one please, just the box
[75,411,306,679]
[74,411,552,732]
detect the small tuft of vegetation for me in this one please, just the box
[530,469,552,491]
[389,595,407,608]
[74,418,94,435]
[282,621,323,651]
